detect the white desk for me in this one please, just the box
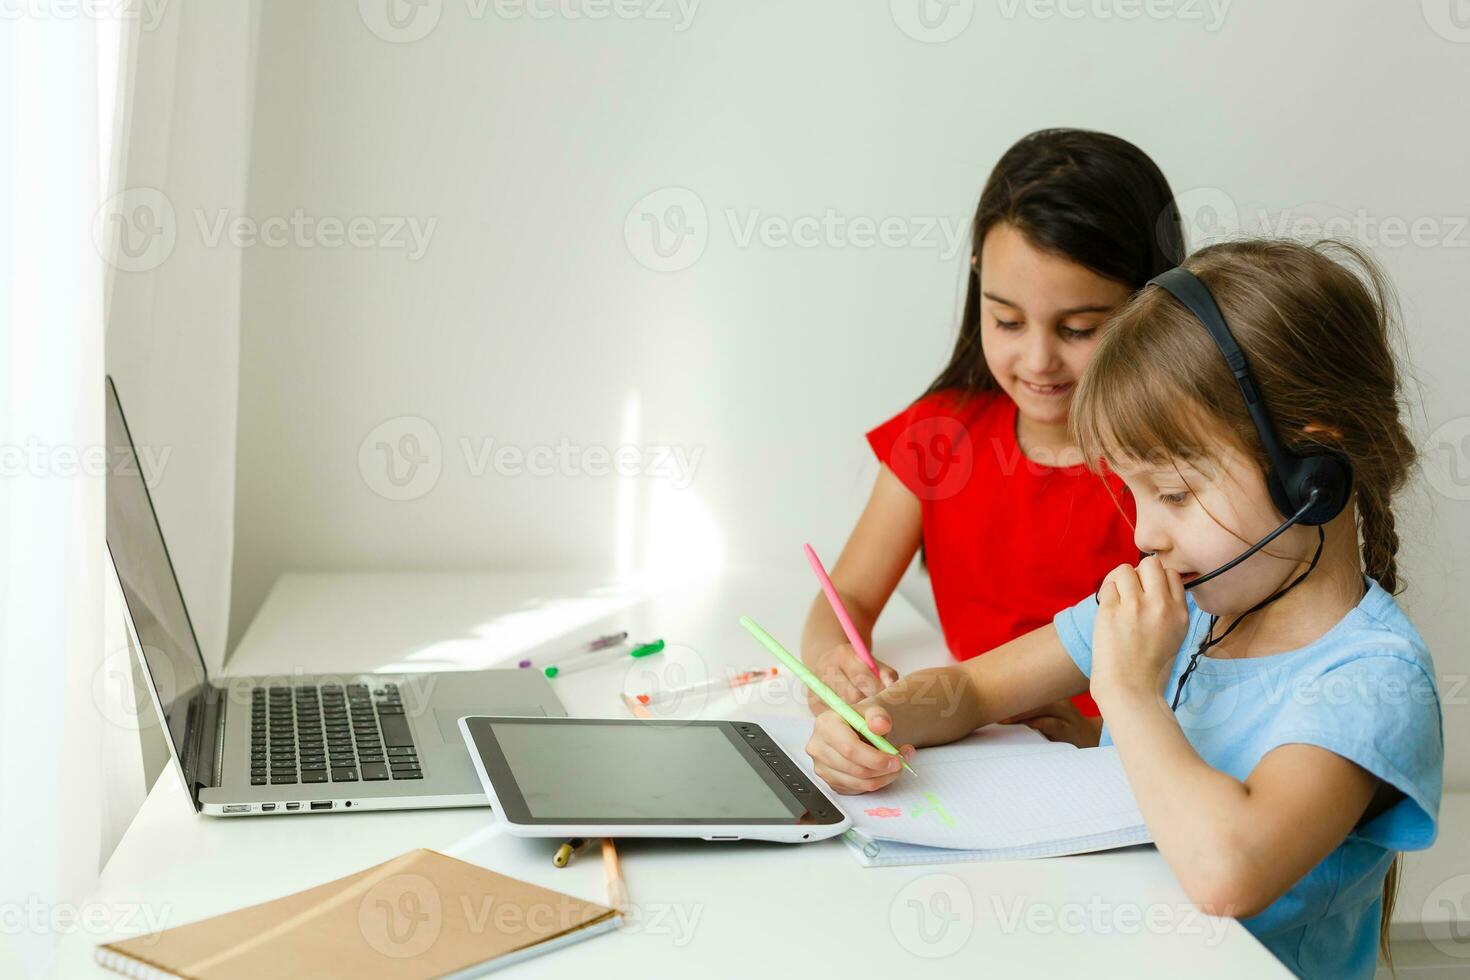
[55,569,1289,977]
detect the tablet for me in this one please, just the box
[458,716,851,843]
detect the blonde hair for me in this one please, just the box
[1070,238,1416,965]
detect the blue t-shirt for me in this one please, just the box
[1053,577,1442,980]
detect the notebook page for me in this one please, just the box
[843,746,1144,849]
[755,716,1144,851]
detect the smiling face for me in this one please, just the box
[977,222,1133,432]
[1110,442,1319,617]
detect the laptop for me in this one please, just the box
[104,376,567,816]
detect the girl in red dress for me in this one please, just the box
[800,128,1183,747]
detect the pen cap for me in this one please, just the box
[630,639,665,658]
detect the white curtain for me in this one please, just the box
[1,10,125,979]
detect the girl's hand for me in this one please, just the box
[804,702,916,795]
[1000,699,1104,748]
[1091,555,1190,707]
[807,642,898,716]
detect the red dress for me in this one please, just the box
[867,389,1138,716]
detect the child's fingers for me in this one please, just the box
[1109,564,1142,607]
[861,702,893,735]
[815,663,866,707]
[806,735,897,784]
[832,731,904,775]
[807,713,902,778]
[1137,554,1172,598]
[1096,565,1129,607]
[813,761,898,795]
[838,657,886,701]
[878,662,900,686]
[1166,563,1186,604]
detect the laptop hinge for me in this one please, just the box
[195,683,226,794]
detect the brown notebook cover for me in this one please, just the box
[96,849,619,980]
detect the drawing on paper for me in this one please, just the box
[909,791,956,826]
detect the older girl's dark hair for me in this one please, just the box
[922,128,1184,400]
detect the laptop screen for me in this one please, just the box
[105,377,209,788]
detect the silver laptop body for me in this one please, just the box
[105,376,566,816]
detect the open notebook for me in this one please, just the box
[755,716,1151,867]
[95,849,620,979]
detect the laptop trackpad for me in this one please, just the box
[434,706,546,744]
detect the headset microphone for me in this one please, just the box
[1179,489,1320,591]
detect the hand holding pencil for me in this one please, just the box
[805,698,916,796]
[806,643,898,715]
[803,544,899,714]
[740,615,916,794]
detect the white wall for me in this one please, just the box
[106,0,260,680]
[103,0,261,818]
[231,0,1470,785]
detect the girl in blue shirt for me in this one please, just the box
[805,238,1443,979]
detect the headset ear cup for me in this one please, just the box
[1278,454,1353,526]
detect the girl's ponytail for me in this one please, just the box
[1358,483,1403,595]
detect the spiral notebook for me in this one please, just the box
[755,716,1152,867]
[95,849,620,979]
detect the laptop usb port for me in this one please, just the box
[310,801,332,810]
[285,802,301,810]
[222,805,249,813]
[260,804,276,812]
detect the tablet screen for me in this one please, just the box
[485,720,801,821]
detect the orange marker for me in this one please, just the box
[622,666,779,711]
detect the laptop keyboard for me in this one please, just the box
[249,682,422,786]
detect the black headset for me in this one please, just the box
[1145,267,1354,591]
[1150,267,1353,526]
[1142,268,1357,708]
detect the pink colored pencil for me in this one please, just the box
[803,543,881,678]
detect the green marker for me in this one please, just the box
[738,616,915,775]
[545,639,665,678]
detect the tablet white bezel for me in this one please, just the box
[458,716,851,844]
